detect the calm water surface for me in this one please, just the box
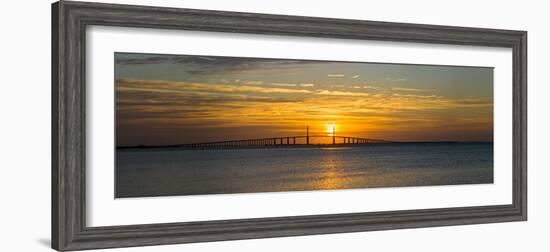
[116,143,493,198]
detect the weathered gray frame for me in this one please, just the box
[52,1,527,251]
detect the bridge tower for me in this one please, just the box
[332,125,336,144]
[306,125,309,145]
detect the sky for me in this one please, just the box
[115,52,493,146]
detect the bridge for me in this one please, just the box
[172,126,395,150]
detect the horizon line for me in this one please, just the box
[117,140,494,149]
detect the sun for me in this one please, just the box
[326,123,336,136]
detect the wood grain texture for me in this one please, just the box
[51,1,527,251]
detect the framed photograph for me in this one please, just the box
[52,1,527,251]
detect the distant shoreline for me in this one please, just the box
[116,141,493,151]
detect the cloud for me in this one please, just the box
[362,85,381,90]
[117,79,381,100]
[116,77,493,145]
[115,53,318,75]
[448,99,493,107]
[316,90,370,97]
[327,74,345,77]
[391,87,426,92]
[386,77,407,82]
[351,75,360,79]
[116,79,491,120]
[391,93,440,99]
[117,79,313,95]
[270,82,315,87]
[271,83,297,87]
[241,81,264,85]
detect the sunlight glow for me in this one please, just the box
[326,123,336,136]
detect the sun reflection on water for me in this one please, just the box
[315,154,348,190]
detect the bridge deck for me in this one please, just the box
[171,135,394,149]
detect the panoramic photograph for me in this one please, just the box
[115,52,494,198]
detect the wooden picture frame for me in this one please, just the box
[52,1,527,250]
